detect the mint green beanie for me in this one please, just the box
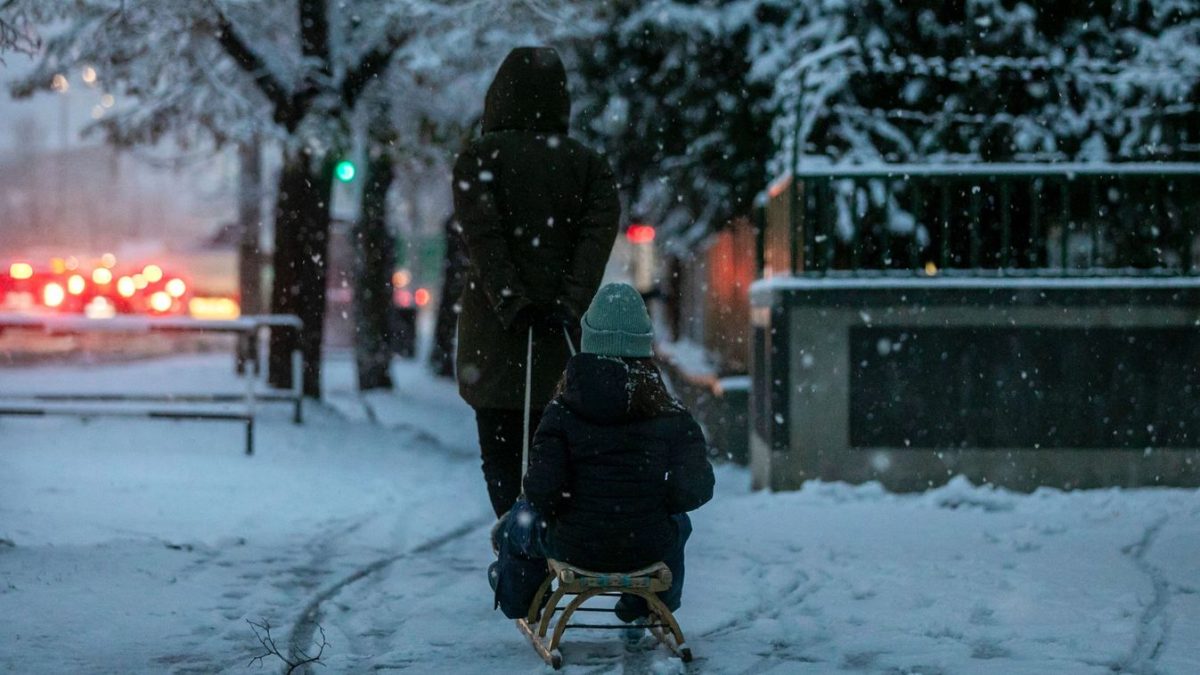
[580,283,654,358]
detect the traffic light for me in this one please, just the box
[334,160,356,183]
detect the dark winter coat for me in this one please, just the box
[453,47,620,410]
[523,354,715,571]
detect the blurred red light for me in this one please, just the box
[626,224,656,245]
[414,288,431,307]
[396,289,413,308]
[43,282,65,308]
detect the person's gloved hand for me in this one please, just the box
[544,302,578,330]
[514,303,545,331]
[516,302,579,337]
[545,302,582,349]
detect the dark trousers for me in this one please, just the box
[475,408,543,518]
[495,499,692,619]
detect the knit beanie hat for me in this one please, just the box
[580,283,654,358]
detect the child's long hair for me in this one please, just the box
[556,357,686,418]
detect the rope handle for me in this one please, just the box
[521,326,534,482]
[520,326,577,484]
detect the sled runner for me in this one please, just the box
[515,558,692,669]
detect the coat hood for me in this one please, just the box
[560,354,684,425]
[482,47,570,134]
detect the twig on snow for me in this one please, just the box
[247,618,328,674]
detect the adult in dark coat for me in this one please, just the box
[453,46,620,517]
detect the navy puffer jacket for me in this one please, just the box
[523,354,715,571]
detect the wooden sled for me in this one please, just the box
[515,558,692,669]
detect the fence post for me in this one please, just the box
[1029,179,1041,267]
[909,178,922,270]
[940,183,951,269]
[1089,179,1102,269]
[1060,180,1071,275]
[291,348,303,424]
[969,181,982,268]
[824,177,837,272]
[1000,179,1012,270]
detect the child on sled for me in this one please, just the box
[490,282,715,624]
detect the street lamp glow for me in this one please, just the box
[165,278,186,298]
[81,66,97,84]
[142,264,163,282]
[92,268,113,285]
[51,74,69,93]
[335,160,357,183]
[117,276,136,298]
[67,275,86,295]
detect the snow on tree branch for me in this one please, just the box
[0,1,41,58]
[208,3,297,128]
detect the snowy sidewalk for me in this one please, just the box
[2,353,1199,673]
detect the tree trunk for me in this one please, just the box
[237,139,262,374]
[354,151,396,390]
[268,149,334,398]
[429,215,467,378]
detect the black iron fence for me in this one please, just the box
[762,163,1200,276]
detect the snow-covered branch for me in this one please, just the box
[0,1,40,57]
[210,4,297,128]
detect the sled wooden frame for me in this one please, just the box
[515,558,692,669]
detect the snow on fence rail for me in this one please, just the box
[0,314,304,455]
[762,162,1200,276]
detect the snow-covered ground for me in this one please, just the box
[2,352,1199,674]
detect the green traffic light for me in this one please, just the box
[335,160,356,183]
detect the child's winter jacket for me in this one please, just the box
[524,353,715,571]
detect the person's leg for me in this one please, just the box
[614,514,692,622]
[476,408,542,517]
[657,513,692,611]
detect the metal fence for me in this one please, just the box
[763,163,1200,276]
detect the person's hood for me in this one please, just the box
[560,354,683,425]
[482,47,570,134]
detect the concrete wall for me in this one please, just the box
[750,277,1200,491]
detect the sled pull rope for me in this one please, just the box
[522,327,576,483]
[521,326,534,481]
[563,328,577,357]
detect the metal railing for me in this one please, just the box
[765,163,1200,276]
[0,314,304,454]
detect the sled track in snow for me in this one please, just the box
[1115,514,1172,675]
[284,516,492,672]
